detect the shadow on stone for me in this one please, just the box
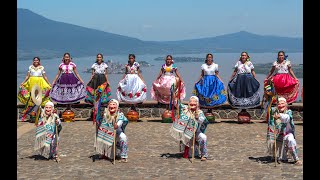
[26,155,49,161]
[160,152,184,159]
[248,156,275,164]
[90,154,121,163]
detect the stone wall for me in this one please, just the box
[17,101,303,121]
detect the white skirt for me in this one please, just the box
[117,74,147,104]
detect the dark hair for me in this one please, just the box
[205,53,213,63]
[128,54,136,64]
[96,53,104,63]
[63,52,71,57]
[278,51,285,56]
[166,55,173,60]
[33,57,40,61]
[239,51,250,61]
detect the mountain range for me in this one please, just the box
[17,8,302,60]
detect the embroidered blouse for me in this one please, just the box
[126,62,140,74]
[28,65,45,77]
[234,61,254,74]
[59,62,77,74]
[273,60,291,74]
[91,62,108,74]
[162,64,177,76]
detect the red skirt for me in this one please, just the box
[271,73,299,104]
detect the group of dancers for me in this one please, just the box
[18,50,302,165]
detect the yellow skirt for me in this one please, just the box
[17,76,51,106]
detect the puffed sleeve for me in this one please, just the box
[70,62,77,68]
[201,64,206,70]
[272,61,277,66]
[28,65,32,73]
[286,60,291,68]
[248,62,254,70]
[134,62,140,68]
[104,63,108,69]
[91,63,96,69]
[234,61,239,69]
[215,64,219,72]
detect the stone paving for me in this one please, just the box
[17,120,303,179]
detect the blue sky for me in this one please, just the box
[17,0,303,41]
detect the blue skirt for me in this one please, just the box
[227,73,260,108]
[193,75,227,107]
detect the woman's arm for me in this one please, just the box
[91,69,95,80]
[230,68,237,80]
[251,69,257,79]
[20,72,30,86]
[137,68,146,84]
[73,68,84,84]
[215,71,224,83]
[42,73,51,86]
[121,67,127,80]
[52,69,62,85]
[196,70,204,83]
[266,66,275,80]
[288,66,298,80]
[175,69,184,82]
[156,69,163,79]
[105,69,110,85]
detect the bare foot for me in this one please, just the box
[294,160,302,165]
[201,157,207,161]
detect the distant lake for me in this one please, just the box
[17,52,303,103]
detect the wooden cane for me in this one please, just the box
[55,119,60,163]
[113,119,117,165]
[274,116,277,167]
[191,121,196,163]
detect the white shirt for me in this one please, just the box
[201,63,218,75]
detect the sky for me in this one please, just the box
[17,0,303,41]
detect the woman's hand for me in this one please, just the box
[273,113,280,120]
[114,123,118,129]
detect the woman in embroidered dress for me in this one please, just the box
[265,51,299,104]
[151,55,186,105]
[34,101,62,161]
[94,99,129,163]
[18,57,51,107]
[50,53,86,106]
[85,53,111,106]
[266,97,302,165]
[193,53,227,107]
[169,96,209,161]
[116,54,147,107]
[227,52,260,109]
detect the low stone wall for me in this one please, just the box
[17,101,303,121]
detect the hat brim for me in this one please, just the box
[31,84,42,106]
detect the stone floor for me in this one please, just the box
[17,120,303,179]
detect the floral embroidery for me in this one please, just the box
[220,90,227,95]
[205,98,211,104]
[212,95,219,101]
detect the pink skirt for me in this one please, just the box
[151,75,186,104]
[272,73,299,104]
